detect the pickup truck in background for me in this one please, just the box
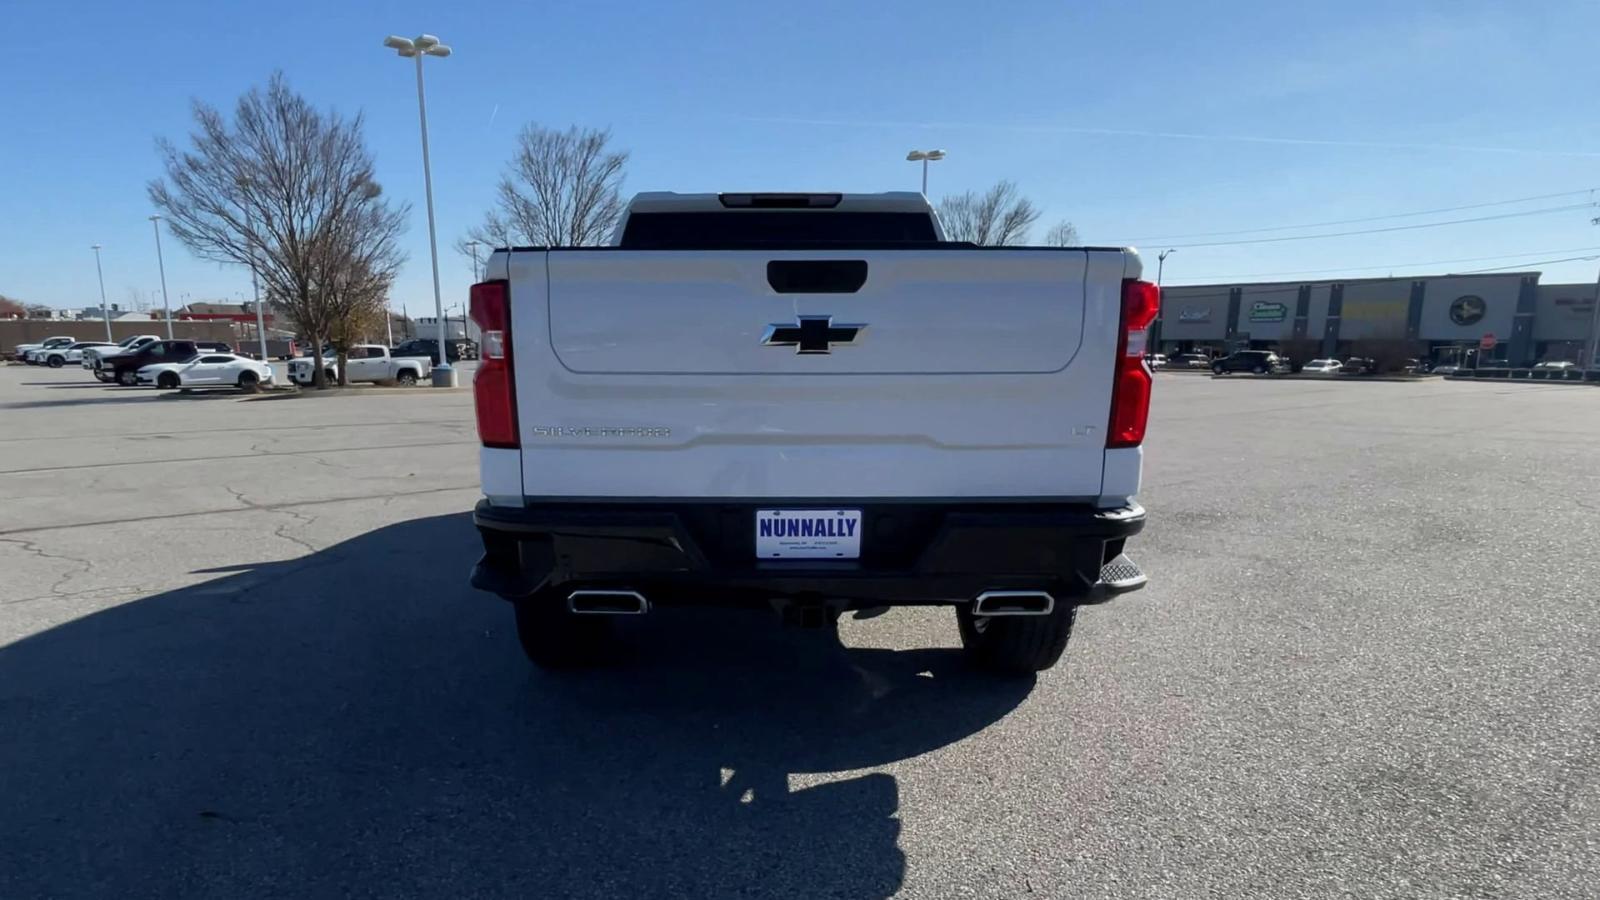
[288,344,432,386]
[13,336,75,362]
[98,340,230,385]
[40,341,118,368]
[84,335,160,373]
[467,191,1156,674]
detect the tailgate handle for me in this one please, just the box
[766,260,868,294]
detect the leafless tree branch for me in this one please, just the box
[148,73,408,387]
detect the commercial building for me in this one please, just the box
[1153,272,1599,366]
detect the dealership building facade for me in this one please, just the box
[1152,272,1599,366]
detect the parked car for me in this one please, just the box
[39,341,117,368]
[1144,353,1168,369]
[1302,358,1343,374]
[1432,363,1461,376]
[393,338,475,365]
[1211,350,1285,375]
[12,335,75,362]
[137,352,275,391]
[288,344,432,386]
[88,335,161,377]
[1341,357,1377,375]
[1170,353,1211,369]
[101,340,202,386]
[1533,360,1576,371]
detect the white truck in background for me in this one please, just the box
[287,344,431,386]
[466,192,1156,674]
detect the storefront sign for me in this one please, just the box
[1177,305,1211,322]
[1449,295,1487,326]
[1247,301,1288,323]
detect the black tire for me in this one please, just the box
[117,369,137,386]
[1211,363,1225,375]
[512,592,615,668]
[237,371,260,394]
[1252,364,1267,375]
[156,372,180,390]
[47,356,64,368]
[324,368,336,383]
[395,370,418,386]
[956,603,1077,674]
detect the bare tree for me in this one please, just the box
[1043,220,1080,247]
[937,180,1041,246]
[148,73,408,388]
[465,124,628,250]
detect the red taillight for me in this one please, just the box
[1107,279,1160,448]
[469,280,518,448]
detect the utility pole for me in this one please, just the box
[91,245,112,341]
[149,215,174,339]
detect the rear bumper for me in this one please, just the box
[470,498,1146,607]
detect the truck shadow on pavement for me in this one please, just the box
[0,512,1032,899]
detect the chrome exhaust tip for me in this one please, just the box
[971,590,1055,617]
[567,589,650,615]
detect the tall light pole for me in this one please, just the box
[1584,262,1600,372]
[90,245,112,341]
[466,240,482,281]
[1157,248,1176,286]
[149,216,174,339]
[906,149,946,196]
[383,32,455,386]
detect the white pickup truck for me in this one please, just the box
[467,192,1156,674]
[288,344,432,386]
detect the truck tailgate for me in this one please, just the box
[505,247,1133,500]
[547,250,1086,375]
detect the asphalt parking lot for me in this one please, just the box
[2,363,1597,899]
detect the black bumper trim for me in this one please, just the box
[471,498,1145,606]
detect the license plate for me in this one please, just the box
[755,509,862,559]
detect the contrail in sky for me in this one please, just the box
[738,115,1600,159]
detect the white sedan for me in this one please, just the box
[137,353,275,391]
[1301,358,1344,374]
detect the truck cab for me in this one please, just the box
[467,192,1155,674]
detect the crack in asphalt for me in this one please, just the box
[269,507,321,556]
[0,536,95,598]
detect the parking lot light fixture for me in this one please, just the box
[906,149,946,195]
[383,31,455,386]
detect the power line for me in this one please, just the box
[1456,255,1600,274]
[1150,202,1595,249]
[1114,187,1598,242]
[1173,246,1600,282]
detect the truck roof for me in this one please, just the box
[624,192,935,215]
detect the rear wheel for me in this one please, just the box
[237,371,260,393]
[511,591,614,668]
[956,603,1077,674]
[117,369,137,386]
[395,370,418,386]
[47,356,64,368]
[156,372,180,389]
[1211,363,1225,375]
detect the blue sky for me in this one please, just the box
[6,0,1600,314]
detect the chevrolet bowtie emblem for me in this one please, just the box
[760,316,868,354]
